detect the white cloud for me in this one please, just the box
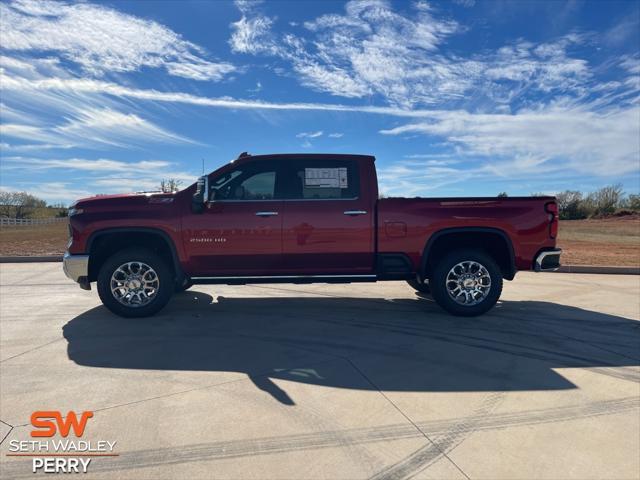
[380,105,640,177]
[0,65,443,118]
[0,182,93,203]
[296,130,323,138]
[55,108,197,147]
[328,132,344,138]
[0,108,197,149]
[228,0,597,109]
[2,157,172,173]
[0,56,199,150]
[0,0,234,81]
[230,14,278,55]
[1,157,198,202]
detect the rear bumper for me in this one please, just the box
[63,252,91,289]
[534,249,562,272]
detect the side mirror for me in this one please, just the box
[191,175,208,213]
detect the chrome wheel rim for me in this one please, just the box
[445,261,491,306]
[110,261,159,307]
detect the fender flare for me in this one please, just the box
[420,227,516,280]
[86,227,185,281]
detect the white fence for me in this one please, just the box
[0,217,67,227]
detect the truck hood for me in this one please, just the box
[73,191,177,209]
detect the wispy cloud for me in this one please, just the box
[328,132,344,138]
[296,130,323,138]
[0,0,234,81]
[0,182,93,202]
[380,106,640,177]
[2,157,173,173]
[56,108,198,147]
[227,0,601,110]
[0,108,197,149]
[0,56,199,150]
[1,157,198,201]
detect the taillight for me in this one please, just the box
[545,202,558,239]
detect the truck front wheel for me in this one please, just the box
[97,248,173,317]
[430,249,503,317]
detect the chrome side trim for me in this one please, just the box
[255,211,279,216]
[207,197,359,203]
[344,210,367,215]
[63,252,90,283]
[535,249,562,272]
[191,274,376,281]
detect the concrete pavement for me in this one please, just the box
[0,263,639,479]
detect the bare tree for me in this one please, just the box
[158,178,183,193]
[586,184,624,216]
[0,190,47,218]
[556,190,589,219]
[627,194,640,211]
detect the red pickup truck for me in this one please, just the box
[64,153,561,318]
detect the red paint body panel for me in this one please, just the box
[280,157,377,274]
[182,200,283,275]
[67,154,557,279]
[377,198,556,271]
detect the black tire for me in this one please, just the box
[97,248,173,318]
[430,249,503,317]
[175,280,193,293]
[407,277,430,294]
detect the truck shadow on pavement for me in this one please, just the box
[62,290,640,405]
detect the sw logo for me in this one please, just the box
[30,411,93,438]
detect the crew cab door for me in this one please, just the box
[280,158,375,274]
[182,160,285,276]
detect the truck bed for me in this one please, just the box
[377,196,556,272]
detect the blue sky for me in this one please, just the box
[0,0,639,204]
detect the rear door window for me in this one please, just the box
[282,159,359,200]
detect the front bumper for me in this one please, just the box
[63,252,91,289]
[534,248,562,272]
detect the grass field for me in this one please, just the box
[0,221,68,256]
[0,216,638,266]
[556,215,640,266]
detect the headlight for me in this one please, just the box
[68,207,84,217]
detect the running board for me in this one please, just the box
[190,274,377,285]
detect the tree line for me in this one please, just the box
[499,184,638,219]
[554,184,639,219]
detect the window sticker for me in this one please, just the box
[304,168,348,188]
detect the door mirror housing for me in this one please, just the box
[191,175,208,213]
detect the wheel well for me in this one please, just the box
[423,230,515,280]
[87,230,178,282]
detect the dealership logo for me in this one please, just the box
[31,411,94,438]
[7,410,117,474]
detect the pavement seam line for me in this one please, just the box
[0,337,64,364]
[0,420,14,446]
[342,357,471,480]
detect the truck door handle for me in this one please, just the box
[255,211,279,217]
[344,210,367,216]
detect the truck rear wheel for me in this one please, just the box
[97,248,173,317]
[430,249,503,317]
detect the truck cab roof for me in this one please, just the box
[233,152,376,163]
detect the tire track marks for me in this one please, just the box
[1,397,636,478]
